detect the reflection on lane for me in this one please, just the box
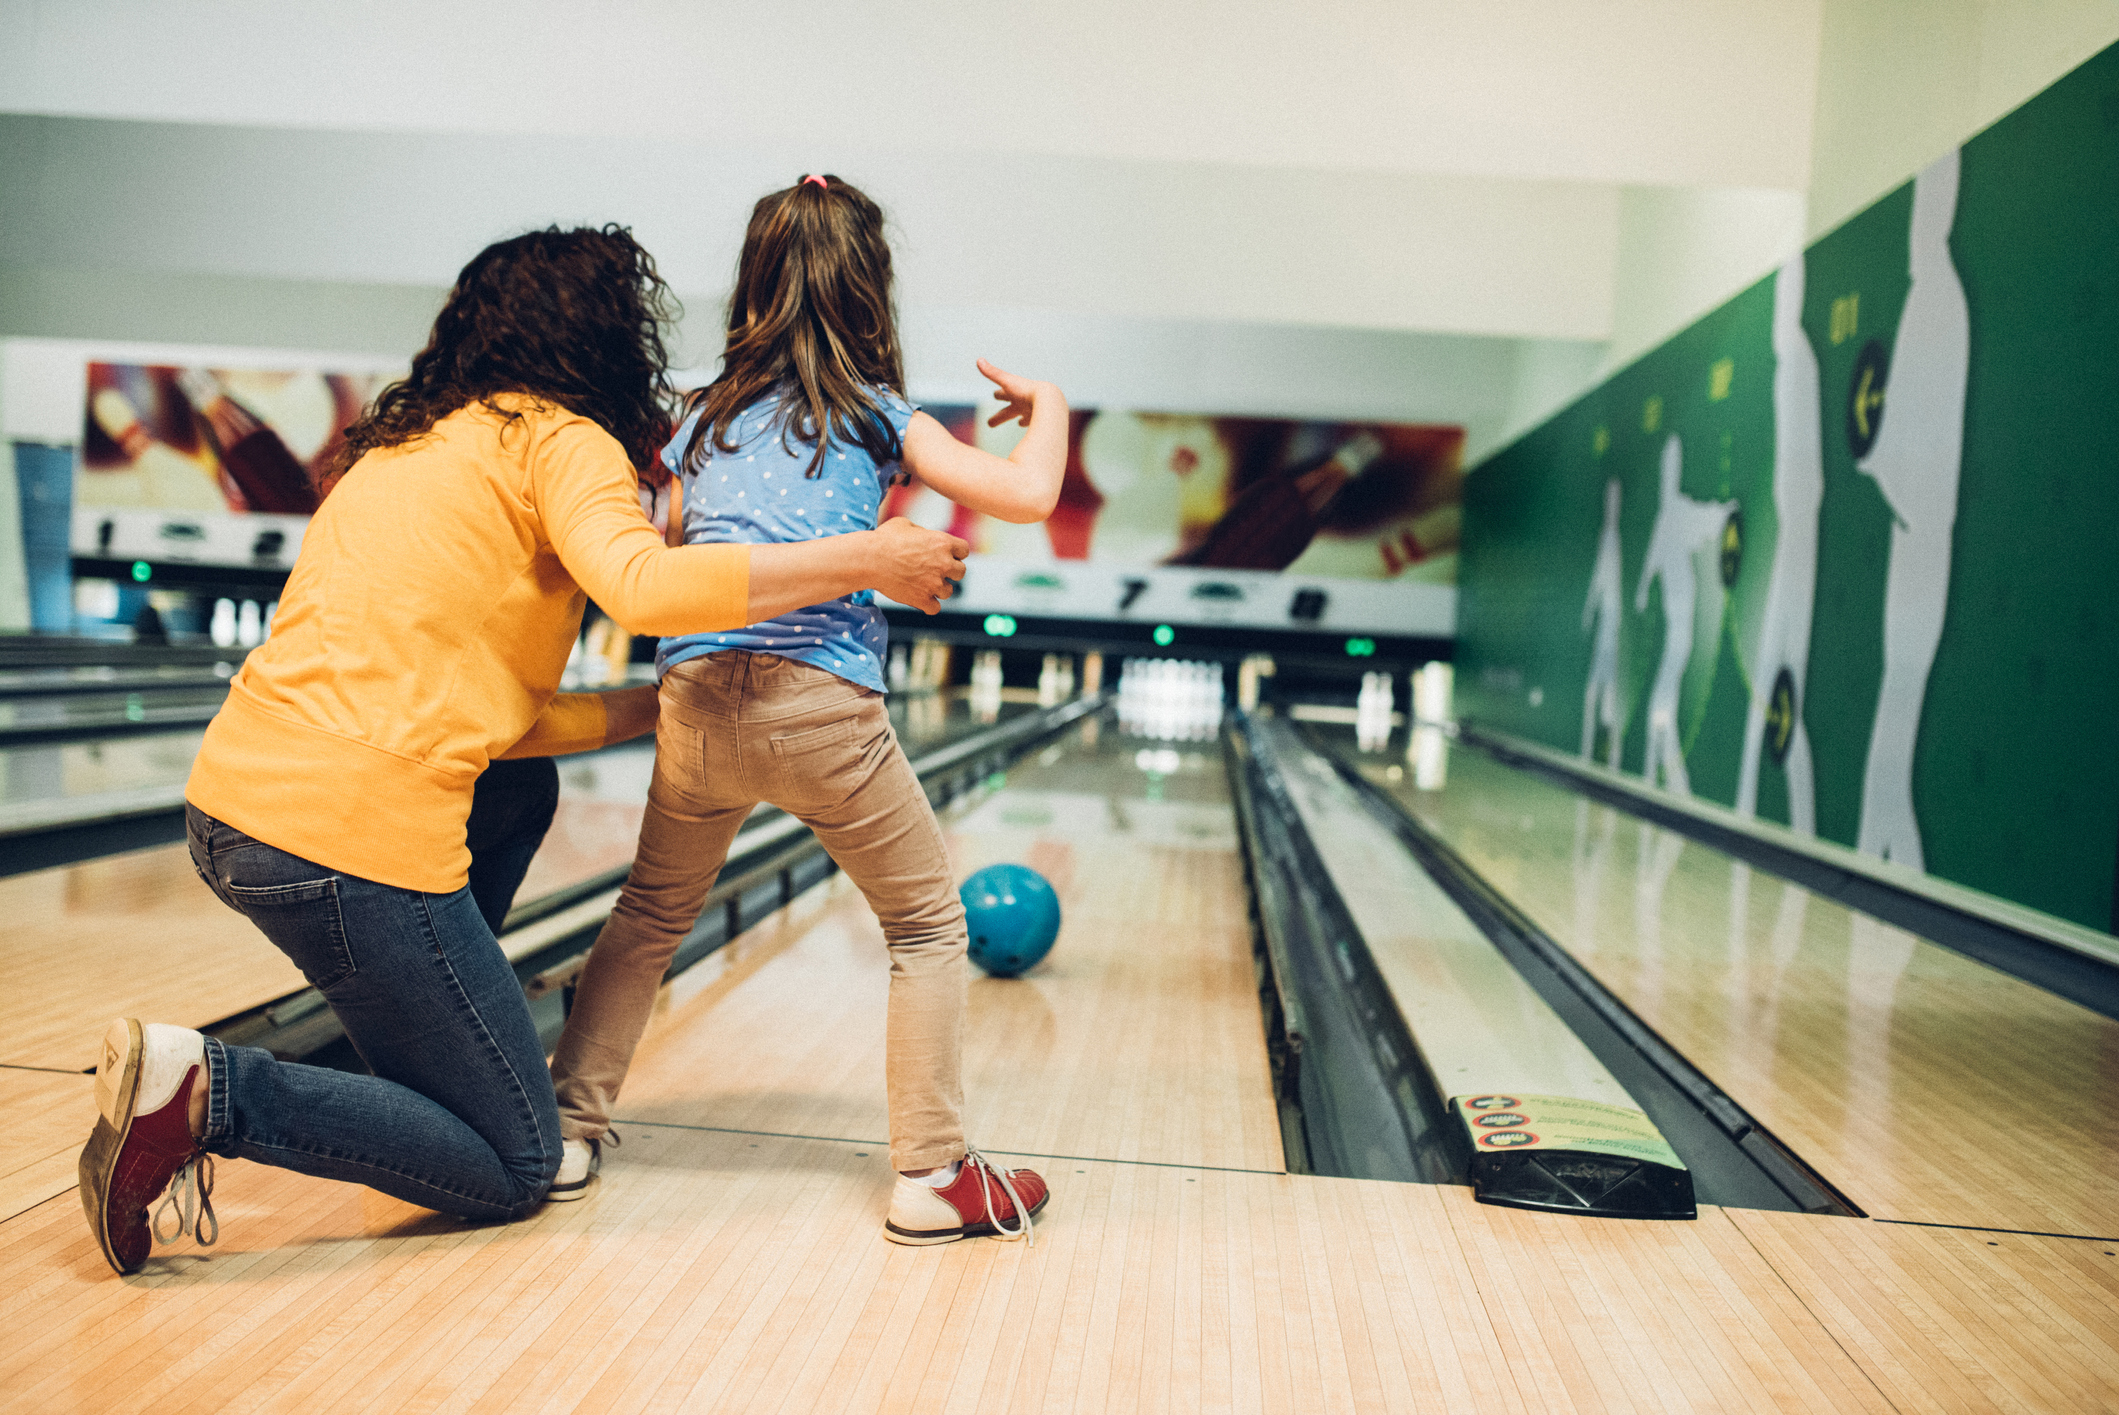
[1314,721,2119,1235]
[0,731,207,834]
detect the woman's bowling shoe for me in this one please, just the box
[79,1019,217,1275]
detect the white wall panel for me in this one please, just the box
[0,0,1820,188]
[0,117,1621,341]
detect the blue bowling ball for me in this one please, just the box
[960,863,1061,977]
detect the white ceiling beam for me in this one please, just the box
[1,0,1820,189]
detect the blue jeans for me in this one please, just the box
[186,776,562,1221]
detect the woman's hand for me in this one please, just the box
[867,517,969,614]
[742,519,966,620]
[980,359,1057,428]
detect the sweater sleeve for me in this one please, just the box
[534,417,751,636]
[495,685,659,760]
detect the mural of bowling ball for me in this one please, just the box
[1847,339,1890,457]
[1765,668,1799,764]
[960,863,1061,977]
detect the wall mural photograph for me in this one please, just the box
[1457,45,2119,931]
[883,406,1464,637]
[79,362,386,518]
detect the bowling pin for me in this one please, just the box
[210,598,238,648]
[237,599,262,648]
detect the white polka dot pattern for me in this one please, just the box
[655,387,915,693]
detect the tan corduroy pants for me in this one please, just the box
[548,652,968,1171]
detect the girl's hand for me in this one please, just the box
[899,363,1069,524]
[980,359,1050,428]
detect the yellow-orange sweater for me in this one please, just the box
[187,397,750,893]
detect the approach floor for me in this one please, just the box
[5,716,2117,1410]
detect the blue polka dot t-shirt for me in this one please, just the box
[654,386,916,692]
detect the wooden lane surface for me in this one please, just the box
[1365,740,2119,1238]
[0,847,308,1072]
[2,725,2116,1411]
[0,741,664,1073]
[612,730,1281,1175]
[5,1131,2114,1413]
[1728,1208,2119,1414]
[0,1067,96,1224]
[0,690,1013,1072]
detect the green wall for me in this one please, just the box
[1458,41,2119,934]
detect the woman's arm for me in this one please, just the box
[899,360,1068,524]
[540,418,967,633]
[497,686,658,758]
[748,518,967,618]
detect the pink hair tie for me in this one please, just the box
[802,174,827,189]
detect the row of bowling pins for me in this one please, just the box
[888,639,954,694]
[968,649,1006,722]
[1354,671,1398,751]
[1353,662,1456,744]
[209,597,275,649]
[565,613,636,688]
[1363,662,1455,790]
[1118,658,1225,741]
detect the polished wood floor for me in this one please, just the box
[0,1065,96,1224]
[4,724,2116,1411]
[0,846,308,1073]
[1355,736,2119,1240]
[14,1121,2112,1415]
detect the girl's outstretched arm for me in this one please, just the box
[899,359,1068,524]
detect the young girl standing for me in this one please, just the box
[548,176,1068,1243]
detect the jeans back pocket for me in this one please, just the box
[222,872,357,992]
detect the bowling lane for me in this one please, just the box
[0,684,227,746]
[0,688,1056,1075]
[0,730,202,839]
[15,715,2112,1412]
[1321,724,2119,1238]
[0,1067,98,1224]
[604,713,1285,1174]
[509,688,1052,915]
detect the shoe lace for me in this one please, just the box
[152,1153,218,1249]
[962,1147,1033,1247]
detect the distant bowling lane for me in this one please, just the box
[0,729,203,837]
[602,715,1285,1175]
[1325,725,2119,1237]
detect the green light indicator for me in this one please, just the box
[130,561,152,583]
[1152,624,1175,647]
[982,613,1017,638]
[1345,637,1377,658]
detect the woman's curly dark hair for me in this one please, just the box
[326,225,677,490]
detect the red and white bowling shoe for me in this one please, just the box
[884,1149,1048,1246]
[78,1019,217,1275]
